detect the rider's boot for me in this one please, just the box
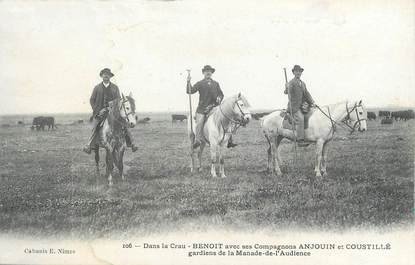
[227,136,238,148]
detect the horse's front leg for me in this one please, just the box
[210,143,218,178]
[264,134,272,173]
[197,143,205,172]
[314,139,324,179]
[321,141,330,177]
[105,145,114,186]
[119,146,126,181]
[219,143,227,178]
[272,137,283,176]
[94,146,100,174]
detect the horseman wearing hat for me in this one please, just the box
[284,65,315,146]
[83,68,138,154]
[186,65,237,149]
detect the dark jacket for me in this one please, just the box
[187,78,224,114]
[90,82,121,115]
[284,78,314,113]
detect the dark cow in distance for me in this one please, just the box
[367,111,376,121]
[391,110,415,121]
[172,114,187,122]
[378,110,391,118]
[31,116,56,131]
[381,117,393,125]
[137,117,151,124]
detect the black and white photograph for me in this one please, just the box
[0,0,413,264]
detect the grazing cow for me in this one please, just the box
[137,117,151,124]
[172,114,187,122]
[32,116,56,131]
[367,111,376,120]
[381,117,393,124]
[378,110,391,118]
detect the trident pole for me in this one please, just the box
[186,69,194,136]
[284,68,297,163]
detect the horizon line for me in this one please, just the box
[1,105,415,116]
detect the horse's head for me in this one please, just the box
[120,92,137,128]
[347,100,367,132]
[232,93,252,126]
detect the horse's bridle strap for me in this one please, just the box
[219,100,246,126]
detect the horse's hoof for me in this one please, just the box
[212,174,218,178]
[108,182,113,187]
[121,175,126,181]
[220,174,227,178]
[315,173,322,181]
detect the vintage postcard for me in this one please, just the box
[0,0,413,264]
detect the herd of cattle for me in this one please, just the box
[368,110,415,124]
[1,109,414,130]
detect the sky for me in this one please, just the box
[0,0,414,114]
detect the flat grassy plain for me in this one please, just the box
[0,115,413,239]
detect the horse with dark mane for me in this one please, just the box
[93,93,137,186]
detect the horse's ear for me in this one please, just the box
[121,93,125,99]
[238,92,241,98]
[358,100,362,105]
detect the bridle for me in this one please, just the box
[344,101,367,133]
[106,97,135,127]
[120,96,135,125]
[219,98,249,127]
[315,101,366,135]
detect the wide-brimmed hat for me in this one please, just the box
[292,65,304,72]
[202,65,215,73]
[99,68,114,77]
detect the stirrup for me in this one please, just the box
[193,141,201,149]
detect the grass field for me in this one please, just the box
[0,115,413,239]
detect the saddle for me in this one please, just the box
[280,107,315,130]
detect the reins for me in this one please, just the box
[219,99,248,127]
[315,102,366,135]
[105,98,134,129]
[214,98,248,143]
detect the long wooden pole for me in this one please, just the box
[186,69,194,135]
[284,68,297,162]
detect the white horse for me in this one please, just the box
[261,100,367,179]
[189,93,252,178]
